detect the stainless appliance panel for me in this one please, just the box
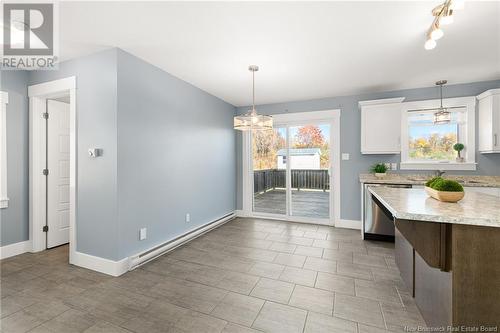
[363,183,412,240]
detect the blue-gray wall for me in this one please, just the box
[1,48,236,261]
[236,80,500,221]
[0,71,29,246]
[116,50,236,258]
[29,48,121,259]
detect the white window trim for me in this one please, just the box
[0,91,8,208]
[400,96,476,171]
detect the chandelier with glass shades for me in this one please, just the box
[433,80,451,124]
[424,0,464,50]
[234,65,273,131]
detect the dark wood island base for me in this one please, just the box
[395,219,500,329]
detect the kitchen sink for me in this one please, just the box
[407,178,428,182]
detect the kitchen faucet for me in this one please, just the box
[435,170,445,177]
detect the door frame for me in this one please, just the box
[242,109,341,226]
[28,77,76,264]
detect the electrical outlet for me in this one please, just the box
[139,228,147,241]
[185,213,190,223]
[391,163,398,170]
[341,153,350,161]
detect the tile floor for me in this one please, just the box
[0,217,427,333]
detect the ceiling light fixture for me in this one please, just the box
[424,0,463,50]
[433,80,451,124]
[234,65,273,131]
[440,8,454,25]
[430,22,444,40]
[424,37,437,50]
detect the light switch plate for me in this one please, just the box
[185,213,190,223]
[391,163,398,170]
[139,228,147,240]
[88,148,103,158]
[341,153,350,161]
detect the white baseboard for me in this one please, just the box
[0,240,32,260]
[72,251,129,277]
[335,219,362,230]
[235,211,361,230]
[235,210,248,217]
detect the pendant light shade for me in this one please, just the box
[234,65,273,131]
[433,80,451,124]
[433,109,452,124]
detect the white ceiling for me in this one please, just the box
[58,1,500,106]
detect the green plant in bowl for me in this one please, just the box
[425,178,464,202]
[370,163,388,178]
[431,179,464,192]
[370,163,387,173]
[425,176,442,188]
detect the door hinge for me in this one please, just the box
[43,112,49,119]
[42,225,49,232]
[43,169,49,176]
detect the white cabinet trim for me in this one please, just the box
[359,97,405,107]
[477,88,500,100]
[477,89,500,153]
[0,91,8,209]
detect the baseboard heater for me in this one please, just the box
[128,212,235,271]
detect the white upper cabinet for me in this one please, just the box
[359,97,405,154]
[477,89,500,153]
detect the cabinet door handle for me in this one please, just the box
[495,134,498,147]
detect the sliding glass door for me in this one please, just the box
[252,127,287,215]
[288,124,331,219]
[251,122,332,222]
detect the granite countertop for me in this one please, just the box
[368,187,500,228]
[359,173,500,188]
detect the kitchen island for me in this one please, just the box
[368,187,500,330]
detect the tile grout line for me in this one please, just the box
[302,309,309,333]
[379,300,390,330]
[3,220,399,333]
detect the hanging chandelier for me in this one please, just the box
[424,0,464,50]
[234,65,273,131]
[434,80,451,124]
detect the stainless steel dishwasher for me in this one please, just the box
[363,183,412,241]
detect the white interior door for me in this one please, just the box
[47,100,70,248]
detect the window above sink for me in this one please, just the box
[400,96,477,171]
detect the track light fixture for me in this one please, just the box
[424,0,464,50]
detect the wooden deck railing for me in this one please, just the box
[253,169,329,193]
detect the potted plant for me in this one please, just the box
[453,143,465,163]
[370,163,388,178]
[425,177,464,202]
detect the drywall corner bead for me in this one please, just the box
[0,91,9,209]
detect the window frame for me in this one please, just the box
[400,96,476,171]
[0,91,8,208]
